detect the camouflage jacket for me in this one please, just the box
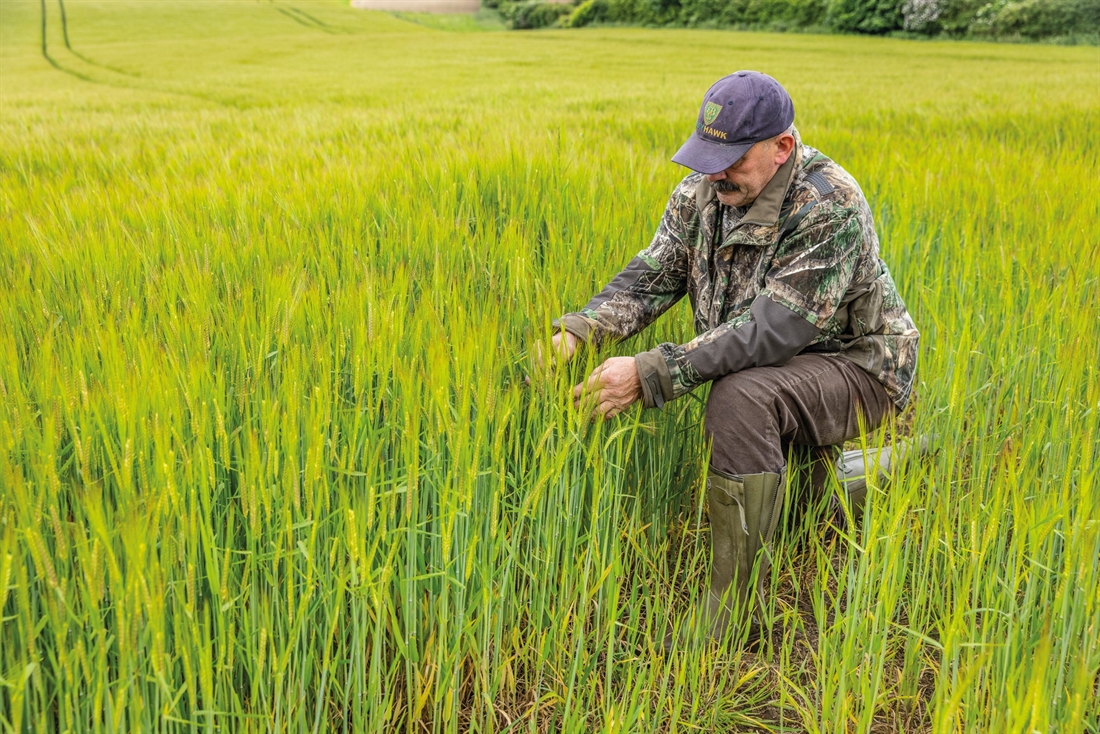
[555,129,919,410]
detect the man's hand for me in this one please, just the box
[526,331,579,386]
[541,331,579,367]
[574,357,642,420]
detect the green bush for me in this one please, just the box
[565,0,612,26]
[677,0,740,26]
[827,0,904,32]
[969,0,1100,38]
[566,0,679,26]
[775,0,832,25]
[499,0,575,28]
[572,0,846,29]
[932,0,982,33]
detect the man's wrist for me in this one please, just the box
[634,349,673,409]
[552,313,598,345]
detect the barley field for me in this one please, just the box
[1,1,1098,731]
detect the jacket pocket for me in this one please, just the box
[844,278,885,337]
[840,278,884,338]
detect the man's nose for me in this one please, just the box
[706,171,726,182]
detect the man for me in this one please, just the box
[543,71,919,643]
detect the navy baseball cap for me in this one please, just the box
[672,71,795,175]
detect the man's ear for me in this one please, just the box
[774,133,795,165]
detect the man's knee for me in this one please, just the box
[704,370,775,440]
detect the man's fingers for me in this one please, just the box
[585,365,606,390]
[574,363,610,399]
[569,358,638,419]
[598,382,631,399]
[574,384,600,411]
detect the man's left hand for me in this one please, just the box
[574,357,642,420]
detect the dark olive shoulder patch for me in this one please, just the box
[804,169,835,197]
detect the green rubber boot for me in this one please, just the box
[700,467,785,645]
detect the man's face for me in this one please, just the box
[706,134,793,208]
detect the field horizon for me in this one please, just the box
[2,1,1098,731]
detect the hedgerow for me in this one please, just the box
[485,0,1099,41]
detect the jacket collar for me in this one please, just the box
[741,132,802,226]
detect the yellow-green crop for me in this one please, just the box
[1,0,1097,731]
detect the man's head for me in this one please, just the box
[672,71,796,207]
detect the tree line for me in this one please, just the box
[487,0,1099,41]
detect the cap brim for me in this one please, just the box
[671,135,753,175]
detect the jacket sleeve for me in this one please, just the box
[552,178,697,346]
[634,202,863,409]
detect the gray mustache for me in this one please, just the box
[713,180,741,193]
